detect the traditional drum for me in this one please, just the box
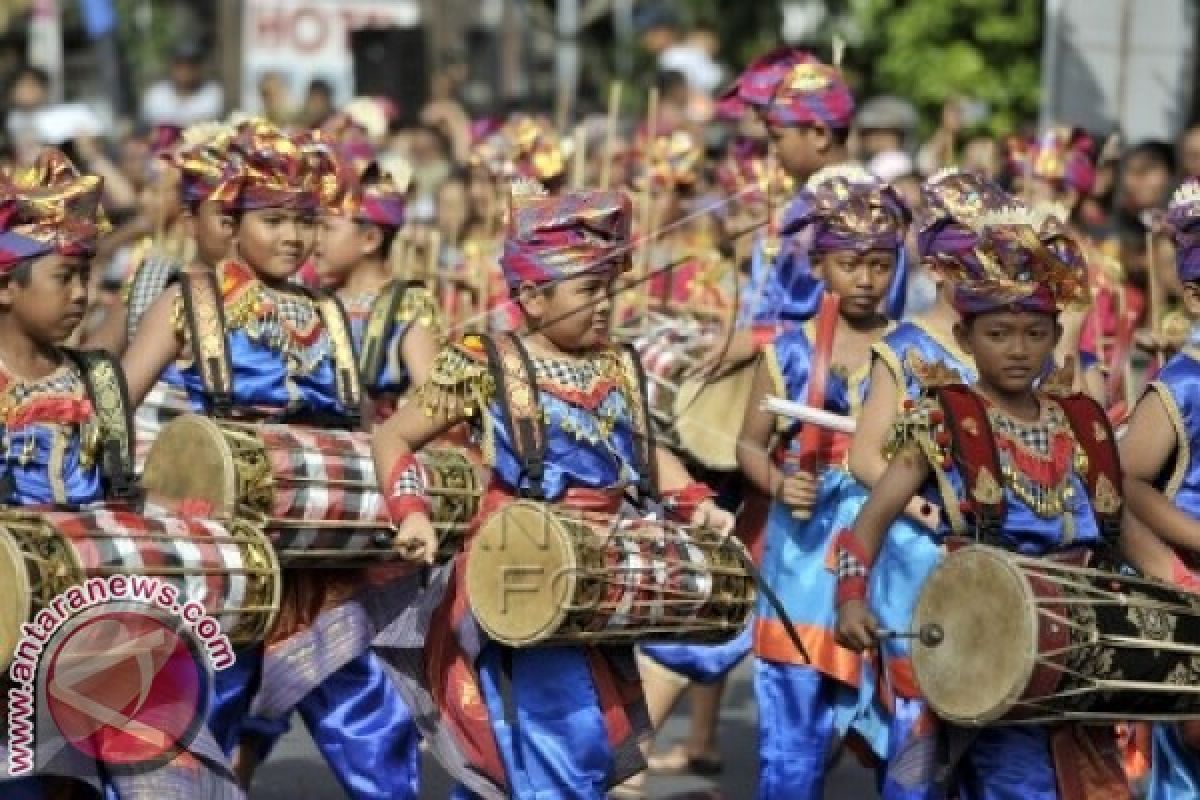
[624,312,717,449]
[912,544,1200,725]
[0,508,280,669]
[673,358,758,470]
[465,501,755,647]
[142,415,483,566]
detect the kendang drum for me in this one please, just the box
[673,358,758,471]
[0,508,280,669]
[465,500,755,647]
[912,544,1200,725]
[142,415,483,567]
[623,312,716,448]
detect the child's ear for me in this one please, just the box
[516,281,546,318]
[360,225,384,259]
[1183,281,1200,318]
[0,276,13,309]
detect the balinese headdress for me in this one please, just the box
[0,149,109,273]
[499,181,632,289]
[1007,126,1096,194]
[1168,179,1200,283]
[219,120,321,212]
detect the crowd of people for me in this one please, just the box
[4,23,1200,800]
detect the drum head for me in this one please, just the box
[142,414,239,519]
[912,545,1037,724]
[0,529,31,671]
[673,360,756,471]
[466,502,576,647]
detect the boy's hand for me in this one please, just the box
[394,513,439,565]
[691,500,735,537]
[779,471,819,519]
[835,599,880,652]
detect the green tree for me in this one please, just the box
[832,0,1042,136]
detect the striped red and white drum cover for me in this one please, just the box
[142,415,481,566]
[0,508,280,668]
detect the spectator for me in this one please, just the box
[139,42,223,128]
[301,79,336,128]
[1178,122,1200,180]
[257,71,293,126]
[856,95,917,161]
[5,65,51,162]
[1115,139,1176,286]
[959,129,1002,180]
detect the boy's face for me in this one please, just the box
[0,254,90,345]
[235,207,316,282]
[315,215,370,284]
[1121,154,1171,213]
[956,310,1060,396]
[188,202,234,267]
[767,123,830,181]
[814,248,897,323]
[519,269,618,353]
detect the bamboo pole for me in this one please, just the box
[599,81,622,190]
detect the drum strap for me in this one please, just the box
[1054,393,1124,548]
[313,292,364,426]
[179,271,235,416]
[936,385,1007,543]
[480,334,548,500]
[360,280,422,393]
[618,343,659,498]
[796,292,840,474]
[61,348,139,502]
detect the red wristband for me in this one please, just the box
[751,324,780,350]
[661,482,717,522]
[383,453,432,522]
[833,528,873,607]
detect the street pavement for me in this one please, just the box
[249,660,880,799]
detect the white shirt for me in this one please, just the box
[140,81,224,127]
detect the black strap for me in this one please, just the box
[312,290,364,429]
[480,334,548,500]
[360,280,422,393]
[61,348,139,502]
[724,538,811,665]
[619,344,659,498]
[178,271,234,417]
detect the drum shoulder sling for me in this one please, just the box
[61,347,138,503]
[359,279,440,394]
[178,271,364,426]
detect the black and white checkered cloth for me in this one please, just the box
[126,253,180,340]
[987,405,1066,456]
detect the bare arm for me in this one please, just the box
[120,286,184,408]
[1119,388,1200,554]
[1119,509,1179,583]
[850,445,931,563]
[848,358,899,488]
[399,323,441,386]
[1083,364,1107,406]
[83,301,128,356]
[371,389,467,485]
[735,361,783,498]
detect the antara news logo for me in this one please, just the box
[6,574,233,778]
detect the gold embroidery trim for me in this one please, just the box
[317,295,363,410]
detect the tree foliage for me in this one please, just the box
[832,0,1042,135]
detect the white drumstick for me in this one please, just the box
[763,396,858,434]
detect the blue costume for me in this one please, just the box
[866,321,977,800]
[173,259,421,800]
[753,319,888,799]
[1143,353,1200,798]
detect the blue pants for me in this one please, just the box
[877,696,941,800]
[207,645,420,800]
[476,644,616,800]
[958,726,1058,800]
[1149,723,1200,799]
[640,622,752,684]
[755,660,853,800]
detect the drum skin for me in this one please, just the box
[914,544,1200,725]
[673,359,757,471]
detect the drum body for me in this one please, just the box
[674,359,757,471]
[0,508,280,668]
[913,544,1200,725]
[142,415,482,566]
[465,501,755,647]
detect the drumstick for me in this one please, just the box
[876,625,944,647]
[571,123,587,188]
[763,396,857,434]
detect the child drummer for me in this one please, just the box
[310,133,442,425]
[834,200,1169,800]
[1119,179,1200,797]
[0,150,239,798]
[121,121,422,800]
[736,172,908,798]
[371,182,734,799]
